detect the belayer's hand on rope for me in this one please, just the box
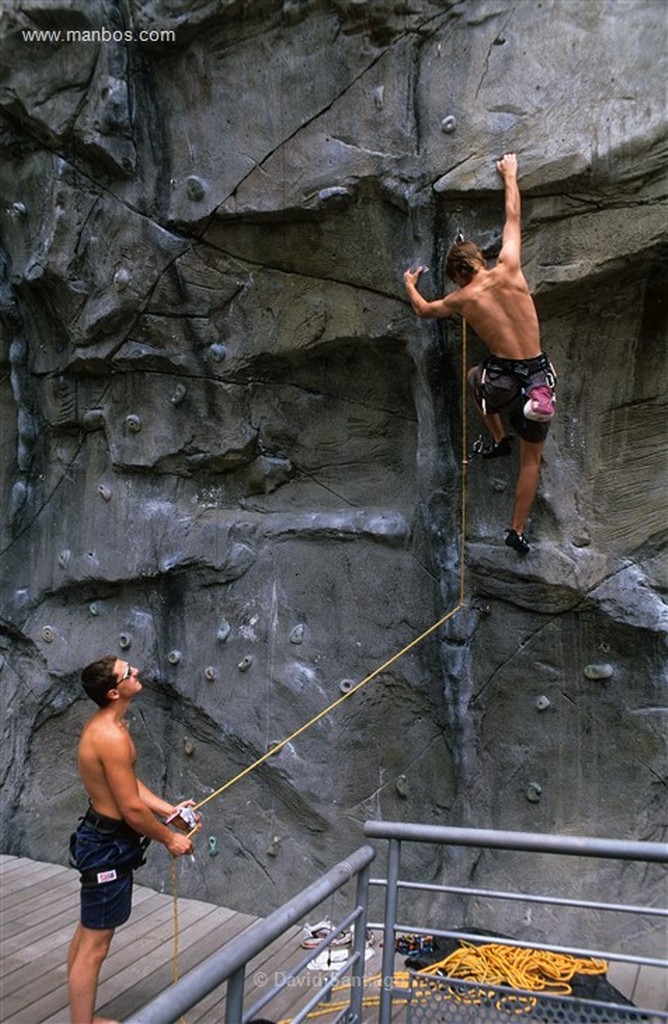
[165,802,202,843]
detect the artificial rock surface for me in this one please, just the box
[0,0,666,950]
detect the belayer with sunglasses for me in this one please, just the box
[67,655,199,1024]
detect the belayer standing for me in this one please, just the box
[404,152,556,554]
[68,656,198,1024]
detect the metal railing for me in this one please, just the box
[125,843,375,1024]
[363,822,668,1024]
[124,825,667,1024]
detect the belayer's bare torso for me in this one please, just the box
[77,712,137,820]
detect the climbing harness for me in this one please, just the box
[478,353,556,419]
[169,318,472,995]
[69,808,151,886]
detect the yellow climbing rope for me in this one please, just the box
[276,943,608,1023]
[415,942,608,1014]
[187,318,470,821]
[171,318,471,992]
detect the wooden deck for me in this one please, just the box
[1,855,665,1023]
[0,854,402,1024]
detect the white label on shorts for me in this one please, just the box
[97,869,118,884]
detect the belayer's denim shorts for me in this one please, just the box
[72,822,143,930]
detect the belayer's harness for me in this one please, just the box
[70,806,150,887]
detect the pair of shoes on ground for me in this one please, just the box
[301,919,352,949]
[394,932,436,955]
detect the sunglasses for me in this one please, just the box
[120,663,133,681]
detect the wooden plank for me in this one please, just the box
[2,891,179,1008]
[1,884,158,959]
[0,855,21,871]
[98,907,258,1021]
[36,899,215,1024]
[1,859,64,897]
[1,868,75,917]
[2,886,82,938]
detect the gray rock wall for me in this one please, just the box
[0,0,665,949]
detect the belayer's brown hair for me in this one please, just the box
[445,241,486,283]
[81,655,118,707]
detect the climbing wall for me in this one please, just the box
[0,0,665,947]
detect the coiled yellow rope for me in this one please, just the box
[416,942,608,1014]
[277,943,608,1022]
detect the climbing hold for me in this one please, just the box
[395,774,409,798]
[125,413,142,433]
[168,650,182,665]
[373,85,384,110]
[183,738,194,756]
[318,186,350,203]
[267,740,281,755]
[97,483,112,501]
[89,603,99,616]
[170,383,187,406]
[208,342,227,363]
[584,663,614,680]
[526,782,542,803]
[267,835,281,857]
[441,115,457,134]
[113,267,131,292]
[186,175,206,201]
[217,620,231,643]
[0,655,4,670]
[41,625,56,643]
[208,836,218,857]
[289,623,305,645]
[119,633,131,650]
[339,678,354,694]
[58,549,71,568]
[238,655,253,672]
[11,201,27,215]
[82,409,105,431]
[535,695,551,711]
[204,666,217,681]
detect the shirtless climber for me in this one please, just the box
[68,656,199,1024]
[404,152,556,554]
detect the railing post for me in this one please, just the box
[378,837,401,1024]
[224,964,245,1024]
[350,858,372,1023]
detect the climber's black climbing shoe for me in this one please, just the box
[481,436,513,459]
[505,529,530,554]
